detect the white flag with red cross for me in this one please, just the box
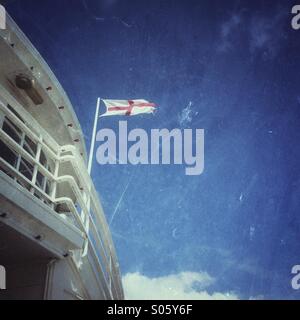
[100,99,156,117]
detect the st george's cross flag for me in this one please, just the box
[100,99,156,117]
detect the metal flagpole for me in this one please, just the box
[88,97,101,175]
[81,97,101,257]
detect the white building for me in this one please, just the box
[0,13,124,300]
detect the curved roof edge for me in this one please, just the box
[3,13,88,162]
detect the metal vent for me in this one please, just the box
[15,74,44,105]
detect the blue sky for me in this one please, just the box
[5,0,300,299]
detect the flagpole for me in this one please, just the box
[80,98,101,257]
[88,97,101,175]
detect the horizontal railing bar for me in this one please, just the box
[0,157,55,204]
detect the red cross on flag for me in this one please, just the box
[100,99,156,117]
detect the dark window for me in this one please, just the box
[24,135,37,156]
[19,157,33,181]
[0,140,18,167]
[2,118,21,144]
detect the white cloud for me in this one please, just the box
[178,101,194,127]
[122,271,239,300]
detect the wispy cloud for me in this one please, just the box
[178,101,198,128]
[218,14,242,53]
[82,0,132,27]
[218,7,288,59]
[249,10,287,59]
[122,271,239,300]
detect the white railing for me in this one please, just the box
[0,97,124,300]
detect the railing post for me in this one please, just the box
[30,138,42,193]
[15,132,25,175]
[41,163,48,192]
[51,159,59,201]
